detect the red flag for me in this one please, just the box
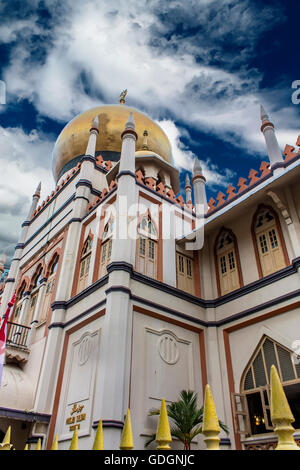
[0,292,16,386]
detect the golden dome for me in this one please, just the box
[52,104,172,181]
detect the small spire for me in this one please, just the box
[2,426,11,445]
[120,410,134,450]
[34,182,41,197]
[270,365,299,450]
[142,130,149,150]
[69,427,79,450]
[260,104,269,123]
[35,438,42,450]
[120,89,128,105]
[185,173,191,188]
[202,384,221,450]
[193,158,203,176]
[51,435,59,450]
[93,420,104,450]
[125,112,135,131]
[92,115,99,130]
[156,398,172,450]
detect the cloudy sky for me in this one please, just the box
[0,0,299,262]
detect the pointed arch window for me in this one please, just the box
[77,236,93,293]
[136,214,158,279]
[41,254,59,323]
[98,218,114,279]
[215,229,241,296]
[253,207,288,277]
[232,336,300,437]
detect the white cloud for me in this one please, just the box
[0,126,55,256]
[2,0,296,159]
[158,119,236,188]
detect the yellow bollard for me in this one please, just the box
[156,398,172,450]
[69,427,79,450]
[35,438,42,450]
[120,410,134,450]
[93,420,104,450]
[270,365,300,450]
[0,426,13,450]
[51,435,59,450]
[202,384,221,450]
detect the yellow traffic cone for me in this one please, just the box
[156,398,172,450]
[120,410,134,450]
[270,365,300,450]
[93,420,104,450]
[24,444,29,450]
[202,384,221,450]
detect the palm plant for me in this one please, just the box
[145,389,228,450]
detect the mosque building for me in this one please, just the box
[0,94,300,450]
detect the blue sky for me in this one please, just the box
[0,0,299,260]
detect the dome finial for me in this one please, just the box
[142,130,149,150]
[120,89,128,105]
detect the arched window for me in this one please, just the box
[77,236,93,293]
[233,336,300,437]
[136,214,158,279]
[41,254,59,323]
[98,218,114,279]
[176,251,194,295]
[253,207,288,277]
[215,229,241,296]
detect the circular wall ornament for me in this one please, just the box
[78,335,92,366]
[158,334,179,365]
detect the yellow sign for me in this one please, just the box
[66,404,86,431]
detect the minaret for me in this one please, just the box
[192,158,208,215]
[260,105,283,166]
[33,117,100,412]
[185,173,192,203]
[95,112,138,449]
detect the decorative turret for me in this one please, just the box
[185,173,192,203]
[192,158,208,215]
[85,115,99,158]
[260,105,283,167]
